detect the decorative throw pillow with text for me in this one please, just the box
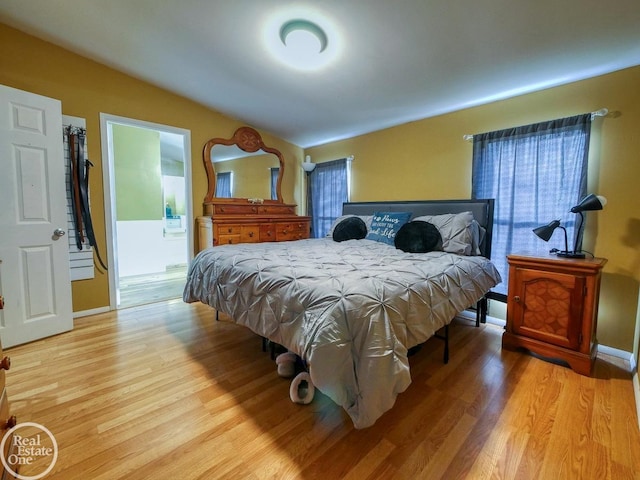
[365,211,412,245]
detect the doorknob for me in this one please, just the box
[54,228,66,237]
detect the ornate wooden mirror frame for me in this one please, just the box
[202,126,285,205]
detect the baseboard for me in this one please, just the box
[457,309,505,327]
[634,371,640,431]
[73,306,110,318]
[597,343,634,371]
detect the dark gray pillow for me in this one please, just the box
[394,221,442,253]
[332,216,367,242]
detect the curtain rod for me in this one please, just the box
[462,108,608,142]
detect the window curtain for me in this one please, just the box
[309,158,348,238]
[472,114,591,296]
[216,172,232,198]
[270,167,279,200]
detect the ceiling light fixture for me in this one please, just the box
[263,10,341,71]
[280,19,328,54]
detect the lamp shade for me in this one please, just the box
[533,220,561,242]
[301,162,316,172]
[570,194,607,213]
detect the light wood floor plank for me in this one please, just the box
[3,299,639,479]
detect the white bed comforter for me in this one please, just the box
[183,238,501,428]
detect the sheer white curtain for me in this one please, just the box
[472,114,591,296]
[216,171,232,198]
[270,167,279,200]
[309,158,349,238]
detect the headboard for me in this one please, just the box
[342,199,495,258]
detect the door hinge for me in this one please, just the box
[583,285,587,297]
[579,332,583,345]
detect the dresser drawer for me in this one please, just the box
[215,224,242,245]
[217,224,241,236]
[0,389,17,475]
[257,205,296,215]
[214,204,260,215]
[0,355,9,395]
[259,224,276,242]
[217,235,241,245]
[276,222,309,241]
[240,226,260,243]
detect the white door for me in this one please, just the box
[0,84,73,348]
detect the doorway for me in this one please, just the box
[100,114,192,309]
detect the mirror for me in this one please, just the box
[203,126,285,203]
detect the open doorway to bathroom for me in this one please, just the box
[100,114,192,309]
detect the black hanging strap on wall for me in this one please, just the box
[67,127,108,271]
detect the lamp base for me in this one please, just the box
[556,251,586,259]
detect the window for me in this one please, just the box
[472,114,591,296]
[309,158,350,238]
[216,171,232,198]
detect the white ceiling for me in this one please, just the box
[2,1,639,147]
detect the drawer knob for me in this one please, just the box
[4,415,16,429]
[0,357,10,370]
[514,296,521,303]
[249,232,254,237]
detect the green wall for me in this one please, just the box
[112,124,162,221]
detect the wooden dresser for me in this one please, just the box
[200,126,311,250]
[203,199,310,247]
[502,253,606,376]
[0,336,17,479]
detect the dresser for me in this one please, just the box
[202,199,310,248]
[0,335,17,479]
[502,254,606,376]
[200,127,311,250]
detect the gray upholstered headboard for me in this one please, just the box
[342,199,495,258]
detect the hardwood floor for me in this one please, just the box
[4,300,639,479]
[118,265,187,309]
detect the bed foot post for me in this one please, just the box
[475,296,488,327]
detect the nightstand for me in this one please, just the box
[502,253,607,376]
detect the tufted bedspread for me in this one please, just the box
[183,238,501,428]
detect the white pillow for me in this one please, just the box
[412,211,477,255]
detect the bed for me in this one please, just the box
[183,199,501,428]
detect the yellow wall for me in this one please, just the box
[2,22,638,352]
[214,153,278,200]
[306,66,640,351]
[0,24,304,312]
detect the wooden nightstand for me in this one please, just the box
[502,253,607,376]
